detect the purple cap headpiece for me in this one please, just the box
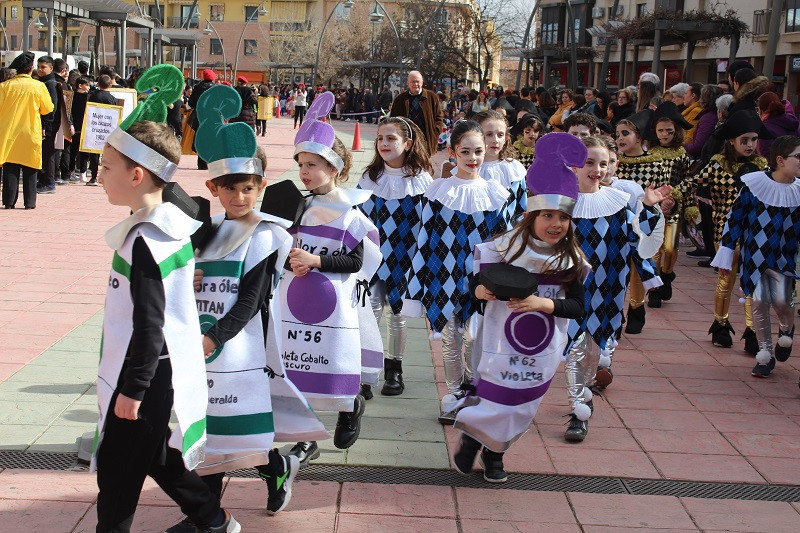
[525,132,586,216]
[293,91,343,172]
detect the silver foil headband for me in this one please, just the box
[106,128,178,183]
[527,194,576,216]
[294,141,344,172]
[207,157,264,180]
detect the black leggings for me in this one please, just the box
[294,105,307,127]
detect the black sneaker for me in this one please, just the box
[261,451,299,515]
[647,290,662,308]
[698,259,712,268]
[453,434,482,474]
[687,249,710,258]
[37,186,55,194]
[479,448,508,483]
[165,517,195,533]
[288,440,320,467]
[564,414,588,442]
[624,305,646,334]
[660,272,676,301]
[709,320,734,348]
[752,356,776,378]
[381,358,404,396]
[775,328,794,362]
[333,394,365,449]
[197,509,240,533]
[742,327,759,356]
[360,383,373,400]
[85,178,97,186]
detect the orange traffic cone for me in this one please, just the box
[352,121,362,151]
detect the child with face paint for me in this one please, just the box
[358,117,434,398]
[683,110,771,351]
[614,110,669,334]
[404,120,512,424]
[474,109,528,222]
[565,136,666,443]
[644,102,693,308]
[451,132,588,484]
[711,135,800,378]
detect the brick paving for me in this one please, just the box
[1,115,799,531]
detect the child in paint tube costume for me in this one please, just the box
[565,135,667,443]
[452,132,588,484]
[92,64,238,533]
[171,84,328,529]
[358,116,434,397]
[279,91,383,465]
[403,120,512,425]
[711,135,800,378]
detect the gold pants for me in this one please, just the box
[629,265,646,309]
[653,220,679,274]
[713,245,753,328]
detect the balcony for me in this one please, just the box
[753,9,770,35]
[167,16,199,29]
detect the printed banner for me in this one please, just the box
[79,103,123,154]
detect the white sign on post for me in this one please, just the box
[79,103,124,154]
[108,88,138,122]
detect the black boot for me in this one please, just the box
[624,304,646,334]
[741,327,759,356]
[381,358,404,396]
[647,289,662,308]
[360,383,373,400]
[660,271,676,301]
[775,327,795,362]
[333,395,365,449]
[453,434,482,474]
[709,320,734,348]
[480,448,508,483]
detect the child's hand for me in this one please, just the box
[507,294,554,314]
[643,184,671,206]
[289,248,321,269]
[292,264,309,277]
[114,393,141,420]
[193,269,204,292]
[475,284,497,301]
[202,335,216,358]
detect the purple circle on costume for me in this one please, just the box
[287,271,337,324]
[504,312,554,356]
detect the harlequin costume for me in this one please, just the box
[647,102,693,307]
[451,133,587,484]
[614,109,669,333]
[513,139,535,169]
[711,171,800,377]
[479,158,528,224]
[683,110,771,349]
[191,84,327,490]
[358,162,433,396]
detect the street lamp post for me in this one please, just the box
[233,1,268,80]
[515,0,542,90]
[313,0,354,86]
[204,19,228,80]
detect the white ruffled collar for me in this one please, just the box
[358,167,432,201]
[424,176,509,214]
[105,202,201,250]
[573,186,630,219]
[742,172,800,208]
[479,159,526,188]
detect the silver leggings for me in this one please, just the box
[751,269,795,355]
[441,314,474,395]
[564,333,615,413]
[369,281,406,361]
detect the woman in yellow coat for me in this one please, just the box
[0,52,55,209]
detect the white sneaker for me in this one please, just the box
[80,172,89,183]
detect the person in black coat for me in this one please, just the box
[188,70,217,169]
[232,75,257,130]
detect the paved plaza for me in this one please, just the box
[1,117,800,531]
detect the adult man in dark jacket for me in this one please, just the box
[188,69,216,169]
[390,70,443,155]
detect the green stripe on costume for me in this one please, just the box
[198,260,244,278]
[158,242,194,279]
[182,418,207,454]
[111,252,131,280]
[207,412,275,436]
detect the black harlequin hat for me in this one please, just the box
[261,179,305,227]
[653,101,693,130]
[714,109,774,140]
[479,263,539,301]
[620,109,653,136]
[596,118,614,135]
[163,182,213,250]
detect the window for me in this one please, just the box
[210,4,224,21]
[148,4,164,26]
[28,34,33,48]
[655,0,684,12]
[10,5,18,20]
[570,3,591,46]
[245,6,260,20]
[181,5,199,28]
[88,35,95,50]
[10,35,17,49]
[71,35,80,52]
[210,38,223,55]
[788,0,800,32]
[541,5,565,45]
[636,3,647,17]
[244,39,257,55]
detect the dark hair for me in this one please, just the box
[76,76,91,87]
[700,84,723,110]
[97,75,113,89]
[78,60,89,73]
[520,87,531,98]
[616,118,642,137]
[495,211,586,283]
[331,137,353,183]
[655,117,686,148]
[757,92,785,118]
[636,81,659,112]
[449,119,484,149]
[53,58,67,73]
[116,121,181,188]
[769,135,800,169]
[688,82,703,101]
[211,173,263,188]
[558,89,575,102]
[734,68,757,87]
[37,55,54,67]
[520,114,545,133]
[474,109,517,160]
[365,117,433,181]
[722,136,759,173]
[538,91,556,108]
[563,112,597,133]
